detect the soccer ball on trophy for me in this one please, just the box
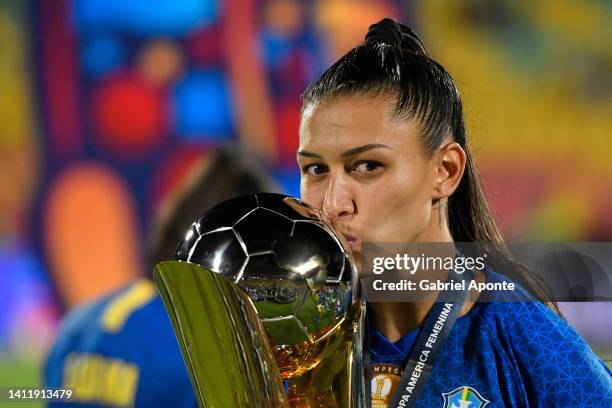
[174,193,358,380]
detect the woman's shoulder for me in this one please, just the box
[467,269,612,402]
[471,269,578,342]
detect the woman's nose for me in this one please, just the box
[322,177,356,221]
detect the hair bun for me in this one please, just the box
[365,18,428,56]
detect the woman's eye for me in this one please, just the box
[353,161,382,173]
[303,164,328,176]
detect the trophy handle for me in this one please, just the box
[154,261,289,408]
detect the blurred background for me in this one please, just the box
[0,0,610,399]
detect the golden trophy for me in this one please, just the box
[154,193,366,407]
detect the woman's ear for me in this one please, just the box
[432,141,466,200]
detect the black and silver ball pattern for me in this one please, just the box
[174,193,357,346]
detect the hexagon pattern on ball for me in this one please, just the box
[174,193,357,378]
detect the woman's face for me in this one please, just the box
[298,95,443,263]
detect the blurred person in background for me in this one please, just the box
[43,144,280,408]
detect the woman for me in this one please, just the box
[297,18,611,407]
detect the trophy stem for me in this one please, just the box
[283,300,367,408]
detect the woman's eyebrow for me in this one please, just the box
[341,144,391,157]
[297,149,323,158]
[297,144,391,159]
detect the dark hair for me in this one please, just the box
[145,144,280,275]
[302,18,558,312]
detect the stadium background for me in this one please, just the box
[0,0,610,403]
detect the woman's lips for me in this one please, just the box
[341,233,360,252]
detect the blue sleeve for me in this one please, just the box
[498,301,612,407]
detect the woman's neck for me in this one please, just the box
[369,301,435,342]
[369,202,460,342]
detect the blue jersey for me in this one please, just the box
[44,279,197,408]
[369,271,612,407]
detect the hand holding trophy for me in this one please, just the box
[154,193,366,407]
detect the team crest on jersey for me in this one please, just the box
[442,386,489,408]
[370,363,402,408]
